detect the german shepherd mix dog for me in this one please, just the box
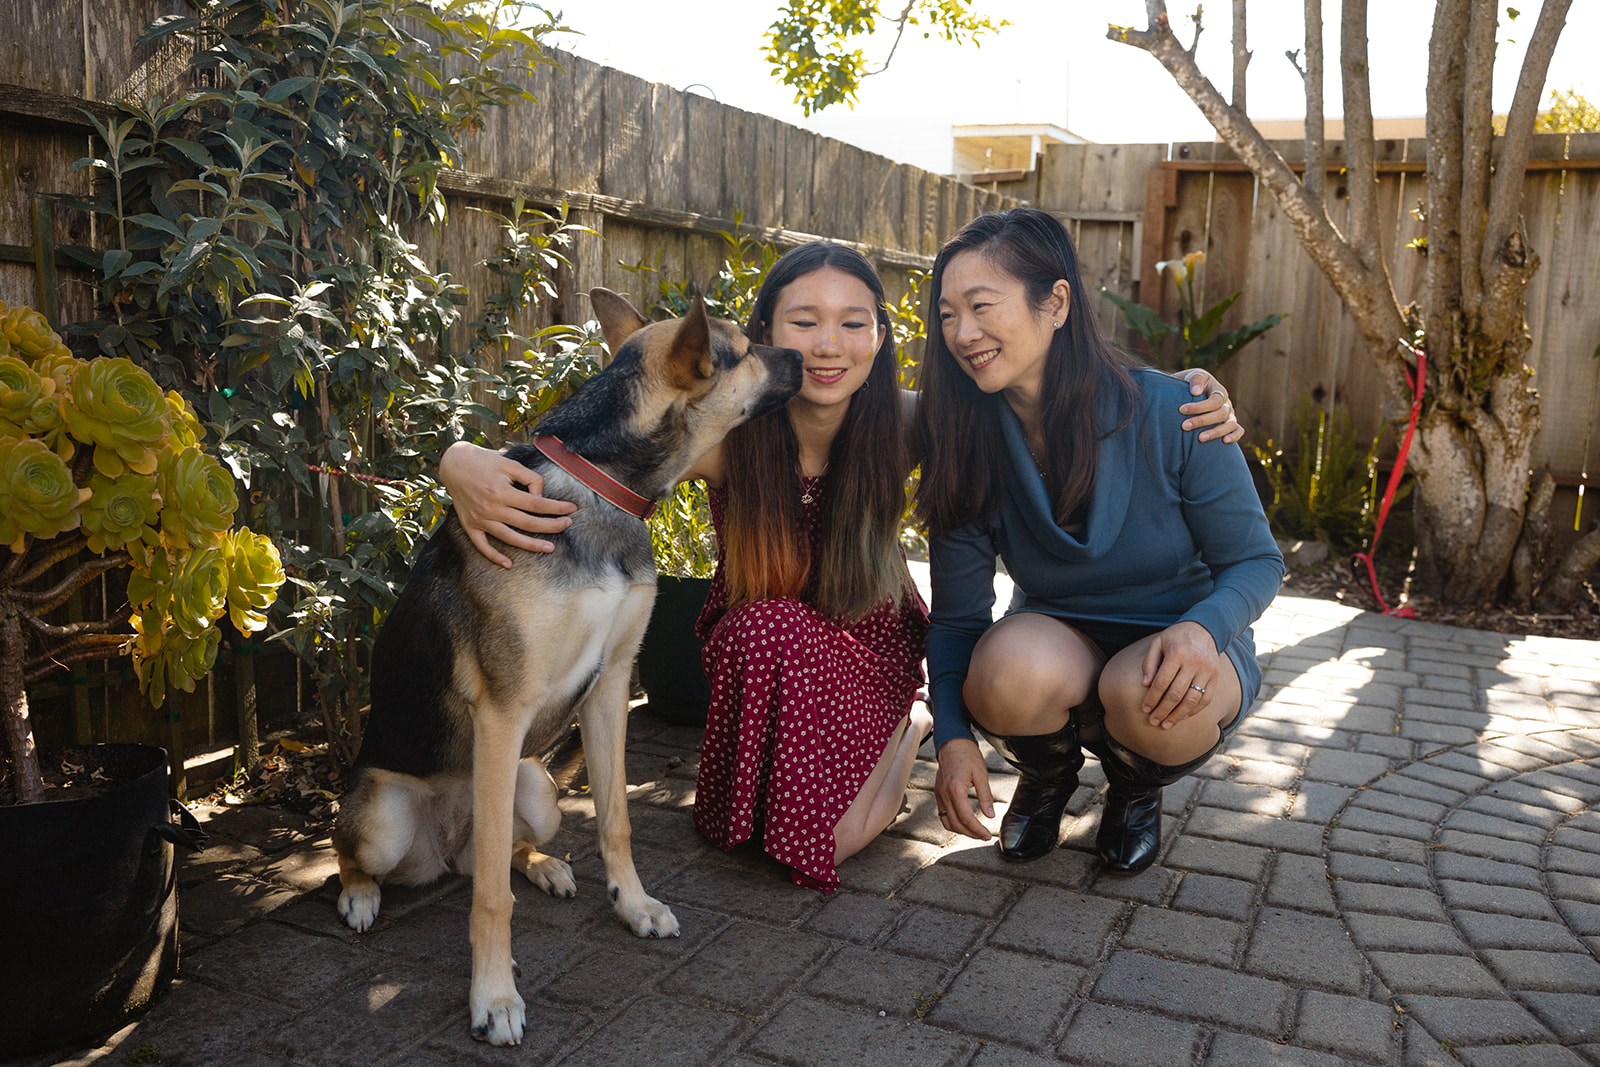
[333,289,802,1045]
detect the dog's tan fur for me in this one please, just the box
[332,290,801,1045]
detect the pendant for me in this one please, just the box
[800,490,815,504]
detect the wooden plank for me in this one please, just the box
[1198,172,1254,329]
[750,114,783,229]
[482,51,556,185]
[683,93,725,216]
[780,122,814,233]
[1077,143,1159,214]
[1074,221,1127,342]
[862,152,900,250]
[1232,183,1303,443]
[721,105,758,222]
[807,136,843,234]
[1139,166,1177,306]
[600,66,651,201]
[558,53,603,194]
[1038,143,1087,210]
[647,83,687,211]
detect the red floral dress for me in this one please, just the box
[691,476,929,893]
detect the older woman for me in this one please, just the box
[915,208,1283,871]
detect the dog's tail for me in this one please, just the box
[540,723,587,791]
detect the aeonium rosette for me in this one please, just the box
[0,437,91,552]
[157,445,238,551]
[61,356,168,478]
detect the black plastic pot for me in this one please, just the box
[636,575,713,726]
[0,743,206,1058]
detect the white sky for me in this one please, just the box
[545,1,1599,170]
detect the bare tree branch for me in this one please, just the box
[1301,0,1325,205]
[1341,0,1380,267]
[1481,0,1573,330]
[1231,0,1250,114]
[18,602,132,640]
[866,1,918,80]
[24,634,135,685]
[1109,3,1407,399]
[12,534,89,587]
[1459,0,1498,318]
[9,553,131,615]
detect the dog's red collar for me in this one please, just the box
[532,435,657,520]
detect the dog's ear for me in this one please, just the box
[589,288,650,363]
[664,292,715,384]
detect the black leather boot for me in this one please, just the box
[976,721,1084,862]
[1092,730,1223,874]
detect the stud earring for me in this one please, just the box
[1052,321,1061,328]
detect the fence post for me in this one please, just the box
[31,197,59,329]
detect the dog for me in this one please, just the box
[332,288,802,1045]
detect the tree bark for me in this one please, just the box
[1231,0,1250,114]
[2,607,44,804]
[1301,0,1325,205]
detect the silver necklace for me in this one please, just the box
[800,464,829,505]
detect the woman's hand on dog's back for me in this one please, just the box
[441,442,577,567]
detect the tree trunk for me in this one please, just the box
[1111,0,1587,610]
[2,607,45,805]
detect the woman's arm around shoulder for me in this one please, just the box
[1172,368,1243,443]
[439,441,576,568]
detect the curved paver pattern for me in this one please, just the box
[18,590,1600,1067]
[1330,731,1600,1058]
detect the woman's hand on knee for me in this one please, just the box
[1139,621,1221,729]
[934,738,994,841]
[441,442,576,566]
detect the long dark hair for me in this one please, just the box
[720,242,911,620]
[913,208,1142,536]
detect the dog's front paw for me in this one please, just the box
[517,851,576,899]
[470,989,526,1046]
[617,893,679,939]
[337,882,382,933]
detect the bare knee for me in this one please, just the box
[1098,659,1225,766]
[963,616,1097,735]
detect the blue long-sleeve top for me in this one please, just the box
[926,369,1285,749]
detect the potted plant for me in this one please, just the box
[638,481,720,725]
[0,303,285,1056]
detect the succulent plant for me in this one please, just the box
[0,437,89,551]
[2,305,285,804]
[81,470,161,553]
[62,356,169,478]
[222,528,287,634]
[157,445,238,551]
[0,301,72,364]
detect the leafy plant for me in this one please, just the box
[1101,250,1285,371]
[763,0,1006,115]
[0,304,284,805]
[623,219,781,578]
[1252,395,1403,557]
[61,0,577,762]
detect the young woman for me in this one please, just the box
[441,240,1245,892]
[916,208,1283,872]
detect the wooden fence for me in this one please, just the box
[999,137,1600,512]
[0,2,1016,766]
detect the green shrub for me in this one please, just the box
[1253,395,1404,557]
